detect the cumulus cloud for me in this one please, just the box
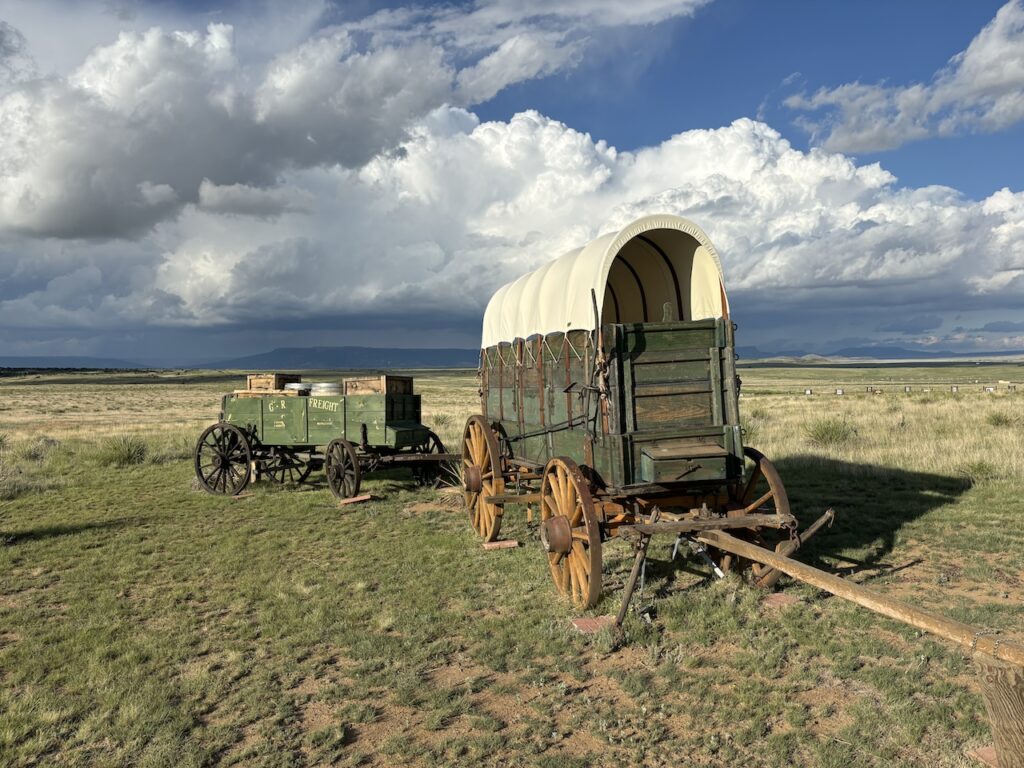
[196,180,312,218]
[786,0,1024,152]
[0,0,710,242]
[1,0,1022,360]
[131,113,1024,337]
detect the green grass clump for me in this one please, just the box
[958,459,998,484]
[13,435,60,462]
[985,412,1017,427]
[96,434,148,467]
[803,417,856,448]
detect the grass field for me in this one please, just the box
[1,364,1022,767]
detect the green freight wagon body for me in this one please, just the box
[221,391,429,450]
[195,374,449,499]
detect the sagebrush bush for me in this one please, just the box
[985,412,1016,427]
[97,434,148,467]
[804,417,857,448]
[958,459,998,484]
[430,413,453,429]
[14,436,60,462]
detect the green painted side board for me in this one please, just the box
[222,392,427,449]
[480,318,744,491]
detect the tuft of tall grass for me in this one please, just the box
[958,459,999,484]
[985,412,1017,427]
[96,434,148,467]
[14,435,61,462]
[803,417,857,448]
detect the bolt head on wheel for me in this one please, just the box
[540,514,572,555]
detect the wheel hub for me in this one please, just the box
[540,514,572,554]
[464,465,483,494]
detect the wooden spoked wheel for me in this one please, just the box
[262,448,313,485]
[719,447,791,585]
[194,422,252,496]
[325,439,361,499]
[411,431,446,488]
[539,457,602,609]
[461,416,505,542]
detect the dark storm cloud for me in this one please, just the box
[876,315,943,334]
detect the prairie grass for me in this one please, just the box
[0,365,1021,767]
[95,433,148,467]
[803,416,857,448]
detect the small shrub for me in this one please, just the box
[804,417,857,448]
[0,432,8,454]
[14,436,60,462]
[430,413,453,429]
[740,416,760,444]
[986,412,1016,427]
[958,460,998,485]
[98,434,148,467]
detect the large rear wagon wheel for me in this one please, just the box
[325,439,361,499]
[194,422,252,496]
[539,457,602,609]
[462,416,505,542]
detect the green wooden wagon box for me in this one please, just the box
[195,375,447,498]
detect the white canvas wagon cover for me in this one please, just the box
[481,214,728,348]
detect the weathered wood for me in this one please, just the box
[483,491,542,505]
[618,512,796,537]
[246,373,302,391]
[976,658,1024,768]
[335,493,372,506]
[342,375,412,396]
[699,530,1024,669]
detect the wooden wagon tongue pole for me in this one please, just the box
[699,530,1024,768]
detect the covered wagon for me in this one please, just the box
[461,214,827,609]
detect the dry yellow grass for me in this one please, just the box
[0,364,1022,767]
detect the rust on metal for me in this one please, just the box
[540,514,572,555]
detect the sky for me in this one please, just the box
[0,0,1022,364]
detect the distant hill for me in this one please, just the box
[830,345,1024,360]
[0,355,140,369]
[196,346,479,370]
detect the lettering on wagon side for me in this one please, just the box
[309,398,340,412]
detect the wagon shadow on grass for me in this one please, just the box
[771,455,970,578]
[634,455,969,594]
[1,517,140,546]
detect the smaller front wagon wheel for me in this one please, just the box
[325,439,361,499]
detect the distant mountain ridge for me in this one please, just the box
[4,344,1023,371]
[195,346,480,370]
[0,355,139,369]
